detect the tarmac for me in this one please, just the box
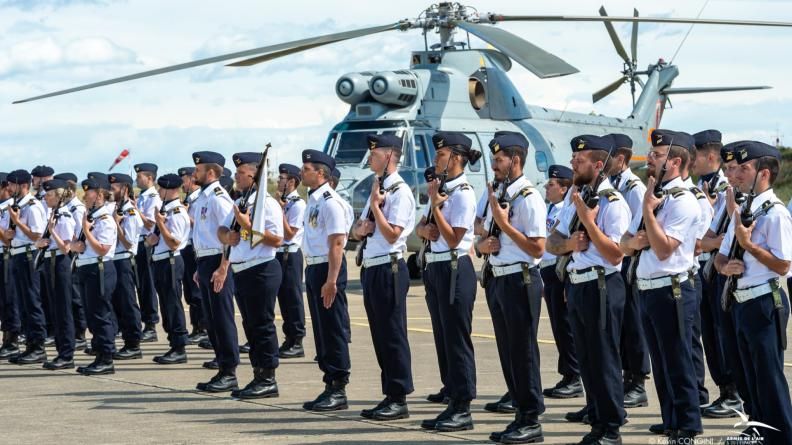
[0,252,788,444]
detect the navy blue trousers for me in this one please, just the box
[40,254,74,360]
[111,258,142,344]
[733,290,792,444]
[487,267,544,420]
[0,253,21,335]
[135,240,159,325]
[423,256,477,401]
[568,271,626,432]
[619,261,651,376]
[13,250,45,344]
[234,259,282,369]
[540,265,579,379]
[153,255,188,348]
[197,254,238,371]
[79,260,118,355]
[181,244,204,331]
[276,249,306,340]
[361,259,413,397]
[690,271,709,405]
[698,264,731,388]
[640,280,702,432]
[717,274,753,415]
[305,258,351,384]
[70,257,87,336]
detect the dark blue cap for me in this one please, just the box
[87,172,108,181]
[367,134,403,150]
[31,165,54,177]
[219,175,234,192]
[302,149,336,170]
[157,173,182,189]
[571,134,614,152]
[54,172,77,183]
[693,130,722,147]
[548,165,573,180]
[331,168,341,180]
[432,131,481,163]
[233,152,263,167]
[81,177,110,191]
[178,167,195,177]
[608,133,633,149]
[108,173,133,185]
[134,163,158,174]
[651,129,695,150]
[278,163,301,180]
[0,173,7,185]
[222,167,232,177]
[721,144,737,163]
[192,151,225,167]
[7,169,31,185]
[725,140,780,163]
[42,179,68,191]
[489,131,529,154]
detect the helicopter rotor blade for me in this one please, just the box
[593,75,628,103]
[489,14,792,28]
[454,21,578,78]
[599,6,630,65]
[13,22,405,104]
[662,85,771,95]
[631,9,639,64]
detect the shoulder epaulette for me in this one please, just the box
[323,191,332,200]
[690,186,706,200]
[172,207,181,214]
[288,196,302,202]
[69,205,77,213]
[98,215,110,221]
[598,188,620,202]
[385,181,405,193]
[26,200,35,207]
[60,211,72,218]
[213,186,223,196]
[626,178,640,191]
[715,182,729,193]
[126,208,136,216]
[665,187,687,199]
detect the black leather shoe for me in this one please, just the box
[231,368,279,399]
[435,400,474,432]
[578,430,622,445]
[544,375,584,399]
[43,357,75,370]
[198,338,213,350]
[10,344,46,364]
[196,371,238,392]
[153,347,187,365]
[187,329,208,345]
[202,359,219,370]
[371,398,409,421]
[500,422,543,444]
[565,406,591,424]
[624,374,649,408]
[649,424,671,436]
[307,380,348,412]
[422,402,455,430]
[74,337,87,351]
[278,337,305,359]
[113,345,142,360]
[83,346,97,356]
[44,336,55,347]
[361,397,390,419]
[77,356,115,375]
[702,384,743,418]
[239,342,250,353]
[303,384,331,410]
[140,324,158,343]
[426,387,450,404]
[484,392,516,413]
[0,337,20,360]
[489,420,519,442]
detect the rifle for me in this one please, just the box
[416,162,449,269]
[7,191,21,231]
[223,143,271,259]
[721,171,760,312]
[702,189,746,283]
[705,172,721,200]
[554,146,614,281]
[33,193,66,269]
[72,203,98,270]
[355,149,394,267]
[480,156,515,287]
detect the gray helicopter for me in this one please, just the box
[13,3,792,276]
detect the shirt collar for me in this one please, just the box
[69,197,84,207]
[202,180,221,197]
[444,172,467,191]
[92,205,110,218]
[750,188,778,213]
[162,199,182,212]
[683,177,695,187]
[18,194,34,206]
[383,172,403,189]
[141,187,157,197]
[505,175,529,197]
[287,190,300,199]
[56,205,71,215]
[663,177,685,190]
[187,188,201,202]
[0,198,12,209]
[309,182,332,202]
[596,178,614,193]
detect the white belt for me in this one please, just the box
[362,253,402,268]
[10,245,32,256]
[425,250,468,264]
[539,258,557,269]
[75,257,104,267]
[491,263,530,278]
[43,249,64,259]
[152,251,180,262]
[305,255,328,265]
[195,248,222,258]
[568,267,616,284]
[113,252,134,261]
[637,273,689,291]
[277,244,300,253]
[734,282,774,303]
[699,252,712,262]
[231,256,274,273]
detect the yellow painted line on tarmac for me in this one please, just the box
[350,322,556,345]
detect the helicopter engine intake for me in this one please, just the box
[336,72,375,105]
[368,70,420,107]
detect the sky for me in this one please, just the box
[1,0,792,178]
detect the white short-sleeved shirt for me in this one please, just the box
[475,187,490,220]
[719,188,792,289]
[282,191,306,247]
[629,177,698,279]
[0,198,13,232]
[153,199,190,255]
[423,173,476,253]
[684,177,714,241]
[46,206,76,251]
[613,167,646,218]
[11,194,46,247]
[303,182,351,257]
[67,197,87,240]
[359,172,416,258]
[115,200,144,255]
[482,176,546,266]
[224,191,284,262]
[79,206,117,261]
[698,170,728,214]
[184,187,201,241]
[556,179,631,273]
[541,199,565,262]
[191,181,234,251]
[137,187,162,237]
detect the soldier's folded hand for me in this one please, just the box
[428,180,448,208]
[354,220,374,239]
[631,230,650,251]
[34,238,49,249]
[570,230,589,252]
[227,230,241,246]
[421,222,440,241]
[722,259,745,276]
[72,240,86,253]
[477,236,500,254]
[146,233,159,247]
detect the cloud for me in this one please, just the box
[0,0,113,10]
[0,36,137,78]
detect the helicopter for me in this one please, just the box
[13,2,792,278]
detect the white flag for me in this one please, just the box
[250,144,271,247]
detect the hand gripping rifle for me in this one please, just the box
[33,193,66,270]
[702,189,746,284]
[480,156,515,288]
[355,149,394,267]
[223,143,271,260]
[721,171,760,312]
[7,190,21,231]
[72,203,98,270]
[416,163,449,269]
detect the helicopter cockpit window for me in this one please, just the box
[414,135,430,169]
[333,130,403,164]
[535,151,549,172]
